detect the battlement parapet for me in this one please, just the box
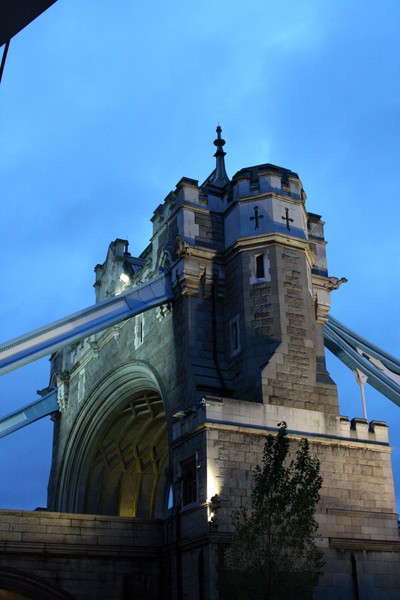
[171,397,391,447]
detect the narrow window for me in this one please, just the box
[78,369,85,403]
[138,318,143,344]
[231,321,239,351]
[167,485,173,510]
[255,253,265,279]
[135,314,144,347]
[181,455,198,506]
[229,316,241,356]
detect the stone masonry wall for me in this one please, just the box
[261,246,339,414]
[204,398,397,531]
[0,510,163,600]
[201,397,400,598]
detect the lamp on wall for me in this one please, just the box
[208,494,221,530]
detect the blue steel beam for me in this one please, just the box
[0,388,58,438]
[1,277,399,438]
[0,271,173,376]
[324,315,400,407]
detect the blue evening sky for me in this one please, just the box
[0,0,399,509]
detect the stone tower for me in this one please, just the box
[47,127,340,517]
[0,129,398,599]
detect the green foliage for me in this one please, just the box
[226,422,324,600]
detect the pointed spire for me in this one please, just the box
[210,125,229,187]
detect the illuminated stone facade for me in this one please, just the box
[1,136,399,599]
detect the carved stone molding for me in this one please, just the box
[56,371,70,413]
[176,235,192,257]
[156,303,172,321]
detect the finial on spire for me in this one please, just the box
[210,125,229,187]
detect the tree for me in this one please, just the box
[226,422,324,600]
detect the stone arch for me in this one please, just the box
[55,363,170,517]
[0,568,73,600]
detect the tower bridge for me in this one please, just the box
[0,129,399,599]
